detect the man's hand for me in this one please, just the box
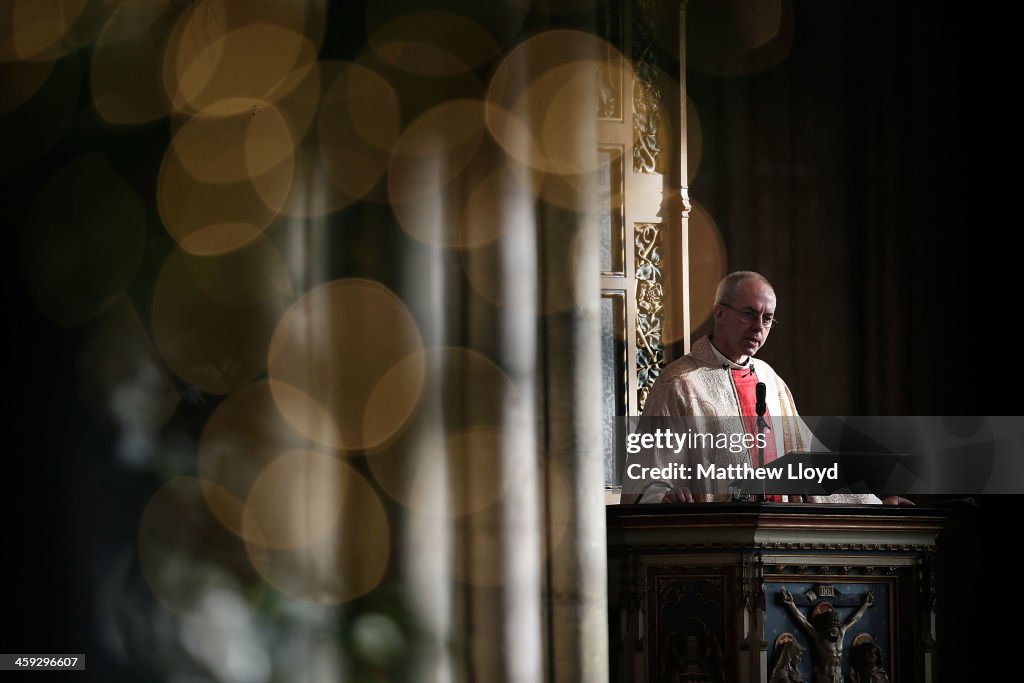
[864,591,874,607]
[882,495,914,506]
[663,486,694,503]
[781,587,794,605]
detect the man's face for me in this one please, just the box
[825,614,841,642]
[712,279,777,363]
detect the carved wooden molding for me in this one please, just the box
[767,564,906,577]
[614,542,937,554]
[632,0,663,173]
[635,222,664,410]
[760,542,934,552]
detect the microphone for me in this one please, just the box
[755,382,767,417]
[755,381,769,480]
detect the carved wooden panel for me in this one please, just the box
[632,0,666,174]
[635,222,664,411]
[647,566,737,683]
[766,579,897,683]
[601,0,684,490]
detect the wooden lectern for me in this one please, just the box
[607,504,948,683]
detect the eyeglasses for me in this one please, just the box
[718,302,779,328]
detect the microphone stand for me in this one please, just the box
[756,385,767,501]
[756,414,767,470]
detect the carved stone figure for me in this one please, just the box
[657,619,723,683]
[780,588,873,683]
[847,635,890,683]
[769,633,806,683]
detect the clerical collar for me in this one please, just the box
[707,335,751,370]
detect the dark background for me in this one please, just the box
[2,0,1013,679]
[688,0,1014,417]
[686,1,1014,678]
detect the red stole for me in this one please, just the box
[731,367,781,501]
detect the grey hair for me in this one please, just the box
[714,271,774,305]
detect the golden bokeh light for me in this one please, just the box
[263,380,345,450]
[92,1,171,43]
[387,98,486,205]
[90,2,181,125]
[366,346,517,510]
[487,30,626,175]
[243,60,346,215]
[183,237,294,305]
[276,144,351,219]
[316,61,400,208]
[243,449,349,550]
[267,279,425,451]
[58,0,111,50]
[254,61,338,218]
[370,40,471,79]
[170,103,295,183]
[343,65,401,153]
[390,120,541,248]
[687,200,727,334]
[197,380,314,540]
[358,350,430,456]
[162,0,324,117]
[480,101,543,170]
[174,24,316,117]
[355,47,484,138]
[151,239,294,395]
[21,153,145,327]
[462,208,596,315]
[138,476,266,622]
[687,0,792,77]
[243,452,391,604]
[461,232,546,312]
[157,127,294,255]
[409,427,525,517]
[537,61,603,174]
[368,11,499,76]
[262,59,325,143]
[196,480,252,545]
[3,0,88,61]
[458,151,541,246]
[537,164,600,213]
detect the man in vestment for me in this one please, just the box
[623,271,903,505]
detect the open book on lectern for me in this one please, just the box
[730,450,919,496]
